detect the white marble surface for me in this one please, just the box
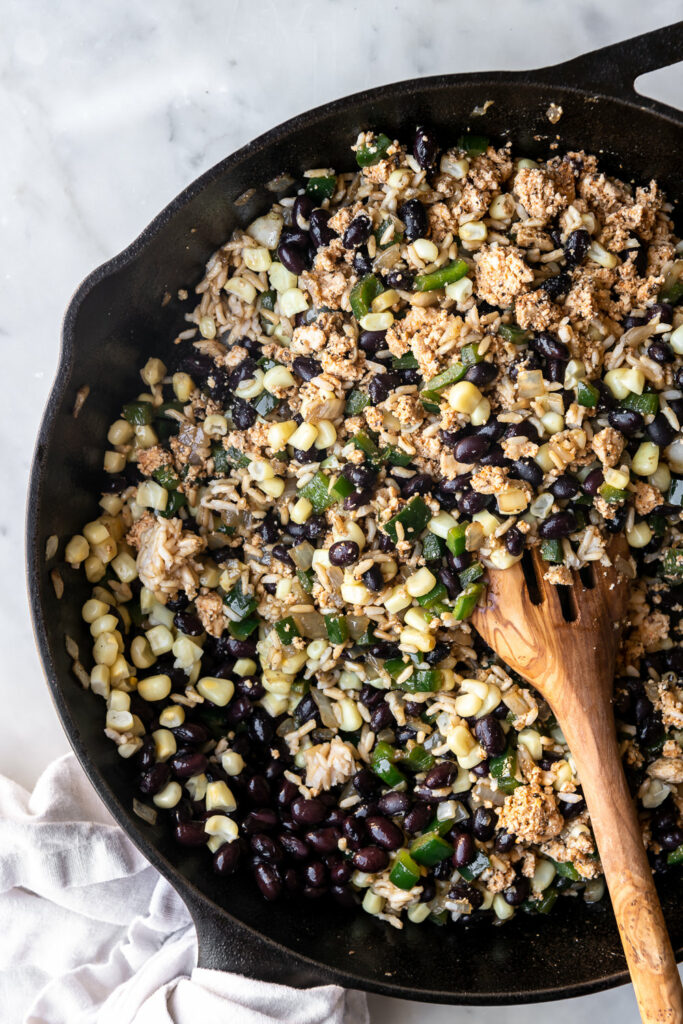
[1,0,681,1019]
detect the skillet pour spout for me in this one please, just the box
[27,22,683,1005]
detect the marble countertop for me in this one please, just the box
[1,1,681,1019]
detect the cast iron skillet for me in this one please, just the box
[27,24,683,1005]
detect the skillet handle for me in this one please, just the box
[535,22,683,107]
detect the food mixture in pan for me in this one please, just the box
[61,126,683,928]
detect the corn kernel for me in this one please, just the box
[385,585,412,614]
[489,193,515,220]
[90,613,118,638]
[263,365,296,393]
[259,477,285,498]
[106,709,134,732]
[196,677,234,707]
[288,422,318,451]
[400,627,435,652]
[136,480,168,511]
[247,460,275,482]
[427,511,458,538]
[153,781,182,808]
[290,497,313,524]
[152,728,177,761]
[341,582,371,604]
[268,262,298,292]
[172,372,195,403]
[221,751,245,776]
[225,276,256,304]
[93,633,119,666]
[314,419,337,448]
[267,420,298,449]
[111,552,138,583]
[626,522,653,548]
[141,357,166,386]
[405,567,437,598]
[631,442,659,477]
[90,664,110,698]
[497,488,529,514]
[413,238,439,262]
[447,380,483,414]
[243,246,272,272]
[159,705,185,729]
[206,781,237,813]
[84,556,106,583]
[448,724,476,758]
[82,598,109,623]
[108,689,130,712]
[359,312,394,332]
[204,414,228,438]
[335,698,363,732]
[454,692,483,717]
[108,419,135,445]
[66,534,89,565]
[445,277,473,304]
[459,221,487,243]
[371,289,399,313]
[470,397,491,426]
[234,368,264,400]
[404,607,431,632]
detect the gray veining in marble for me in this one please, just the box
[1,1,681,1019]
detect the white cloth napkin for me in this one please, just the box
[0,753,368,1024]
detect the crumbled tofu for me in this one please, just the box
[475,245,534,308]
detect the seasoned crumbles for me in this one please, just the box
[62,123,682,932]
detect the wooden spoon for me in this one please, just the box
[472,540,683,1023]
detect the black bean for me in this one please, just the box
[253,862,282,901]
[378,791,411,817]
[212,841,241,875]
[532,332,569,360]
[583,467,604,496]
[647,413,676,447]
[179,351,214,380]
[309,209,335,248]
[458,489,492,515]
[230,396,257,430]
[301,514,325,541]
[425,761,458,789]
[453,434,490,463]
[539,511,577,539]
[358,329,387,356]
[545,358,568,383]
[228,357,258,390]
[638,715,664,747]
[361,564,384,592]
[660,827,683,852]
[541,273,571,301]
[509,352,542,382]
[302,861,326,888]
[452,832,475,869]
[385,268,414,290]
[368,371,400,405]
[353,249,373,276]
[342,461,377,490]
[413,125,439,169]
[474,715,506,756]
[258,513,280,544]
[173,611,203,636]
[398,198,428,242]
[292,194,314,228]
[675,367,683,390]
[173,722,209,745]
[370,702,394,732]
[292,355,322,381]
[248,707,275,746]
[399,472,434,497]
[276,781,298,810]
[175,821,207,847]
[341,816,367,849]
[170,752,208,780]
[512,456,543,488]
[329,540,360,567]
[559,796,586,820]
[464,361,497,387]
[326,856,352,885]
[648,302,673,324]
[503,419,539,441]
[138,764,171,796]
[366,816,404,850]
[245,774,270,806]
[505,526,524,557]
[419,878,437,903]
[550,473,579,500]
[494,831,515,853]
[564,228,590,266]
[608,408,644,436]
[472,760,491,778]
[503,876,530,906]
[291,797,326,826]
[272,544,295,569]
[424,640,450,666]
[352,846,389,873]
[450,880,484,908]
[305,827,340,854]
[250,833,284,862]
[647,340,674,365]
[343,214,372,249]
[404,804,433,834]
[472,807,496,841]
[166,593,189,612]
[474,418,505,443]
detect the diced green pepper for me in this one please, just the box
[398,669,441,693]
[349,274,385,320]
[275,617,300,644]
[389,849,421,890]
[459,850,491,881]
[417,583,449,610]
[299,471,334,513]
[457,133,489,156]
[375,218,403,249]
[153,465,180,490]
[458,561,484,586]
[598,483,630,503]
[668,478,683,507]
[661,547,683,580]
[551,859,581,881]
[260,289,277,311]
[228,615,259,640]
[371,741,407,787]
[648,514,666,537]
[223,580,258,619]
[252,390,280,417]
[536,888,559,914]
[429,910,448,926]
[324,614,349,644]
[446,523,468,556]
[212,443,250,473]
[421,398,441,415]
[410,831,454,867]
[345,389,370,416]
[296,568,314,594]
[356,132,392,168]
[353,430,380,460]
[383,446,413,467]
[621,391,659,416]
[158,490,187,519]
[258,357,279,371]
[490,749,521,794]
[422,363,466,399]
[540,539,563,563]
[666,843,683,866]
[329,475,354,501]
[392,352,419,370]
[460,342,480,367]
[576,380,599,408]
[305,174,336,200]
[384,657,412,679]
[155,401,184,419]
[122,401,153,425]
[398,744,436,772]
[383,496,431,543]
[498,324,529,344]
[422,532,444,562]
[659,278,683,305]
[414,260,469,293]
[452,582,484,620]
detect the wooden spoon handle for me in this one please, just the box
[560,710,683,1022]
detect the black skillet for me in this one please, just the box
[27,23,683,1005]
